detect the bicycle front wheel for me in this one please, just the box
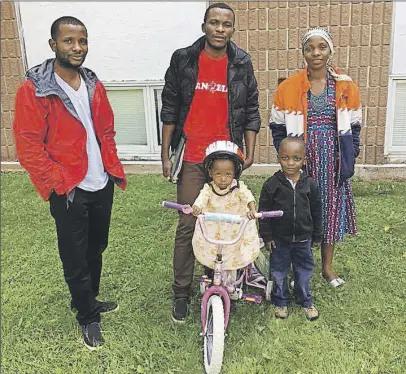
[203,295,225,374]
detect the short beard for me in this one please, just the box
[55,53,85,70]
[206,38,228,51]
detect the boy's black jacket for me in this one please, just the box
[258,170,323,244]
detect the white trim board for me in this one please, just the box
[3,163,406,181]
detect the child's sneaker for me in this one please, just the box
[274,306,289,319]
[302,305,319,321]
[247,263,265,283]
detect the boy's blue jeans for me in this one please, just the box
[270,239,314,308]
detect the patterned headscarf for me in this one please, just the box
[301,28,351,82]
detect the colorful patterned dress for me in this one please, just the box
[305,74,357,245]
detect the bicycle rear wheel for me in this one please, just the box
[203,295,225,374]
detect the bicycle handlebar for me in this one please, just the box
[203,212,243,224]
[162,201,183,210]
[162,201,283,222]
[163,201,284,246]
[162,201,193,214]
[257,210,284,219]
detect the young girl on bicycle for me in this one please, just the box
[191,141,263,283]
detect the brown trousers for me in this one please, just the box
[173,161,206,298]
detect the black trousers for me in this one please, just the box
[49,180,114,325]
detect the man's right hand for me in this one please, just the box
[162,158,173,180]
[161,124,175,181]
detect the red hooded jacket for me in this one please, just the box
[13,59,126,200]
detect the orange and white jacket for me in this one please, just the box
[269,69,362,184]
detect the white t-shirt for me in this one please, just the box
[286,176,298,189]
[284,170,303,190]
[55,73,108,192]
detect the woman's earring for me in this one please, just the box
[327,55,333,67]
[301,58,307,69]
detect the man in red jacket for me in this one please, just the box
[13,16,126,350]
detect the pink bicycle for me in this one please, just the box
[163,201,283,374]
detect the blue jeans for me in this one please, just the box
[270,239,314,308]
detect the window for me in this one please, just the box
[107,89,147,146]
[154,88,163,146]
[385,78,406,161]
[105,82,164,160]
[392,82,406,146]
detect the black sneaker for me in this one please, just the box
[172,297,189,323]
[81,322,104,351]
[71,300,119,314]
[97,301,119,314]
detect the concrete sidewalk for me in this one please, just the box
[2,162,406,181]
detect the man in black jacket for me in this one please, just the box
[258,137,322,321]
[160,2,260,322]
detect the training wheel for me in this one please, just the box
[229,288,243,301]
[265,280,273,301]
[200,276,212,295]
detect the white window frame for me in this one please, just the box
[103,81,164,161]
[384,75,406,162]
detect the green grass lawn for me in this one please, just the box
[1,173,406,374]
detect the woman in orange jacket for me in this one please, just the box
[269,28,361,288]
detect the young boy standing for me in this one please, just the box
[258,138,322,320]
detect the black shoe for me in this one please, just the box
[71,300,119,314]
[97,300,119,314]
[81,322,104,351]
[172,297,189,323]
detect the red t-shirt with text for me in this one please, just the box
[183,50,230,162]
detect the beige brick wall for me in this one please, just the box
[221,1,393,164]
[1,2,394,164]
[1,2,25,161]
